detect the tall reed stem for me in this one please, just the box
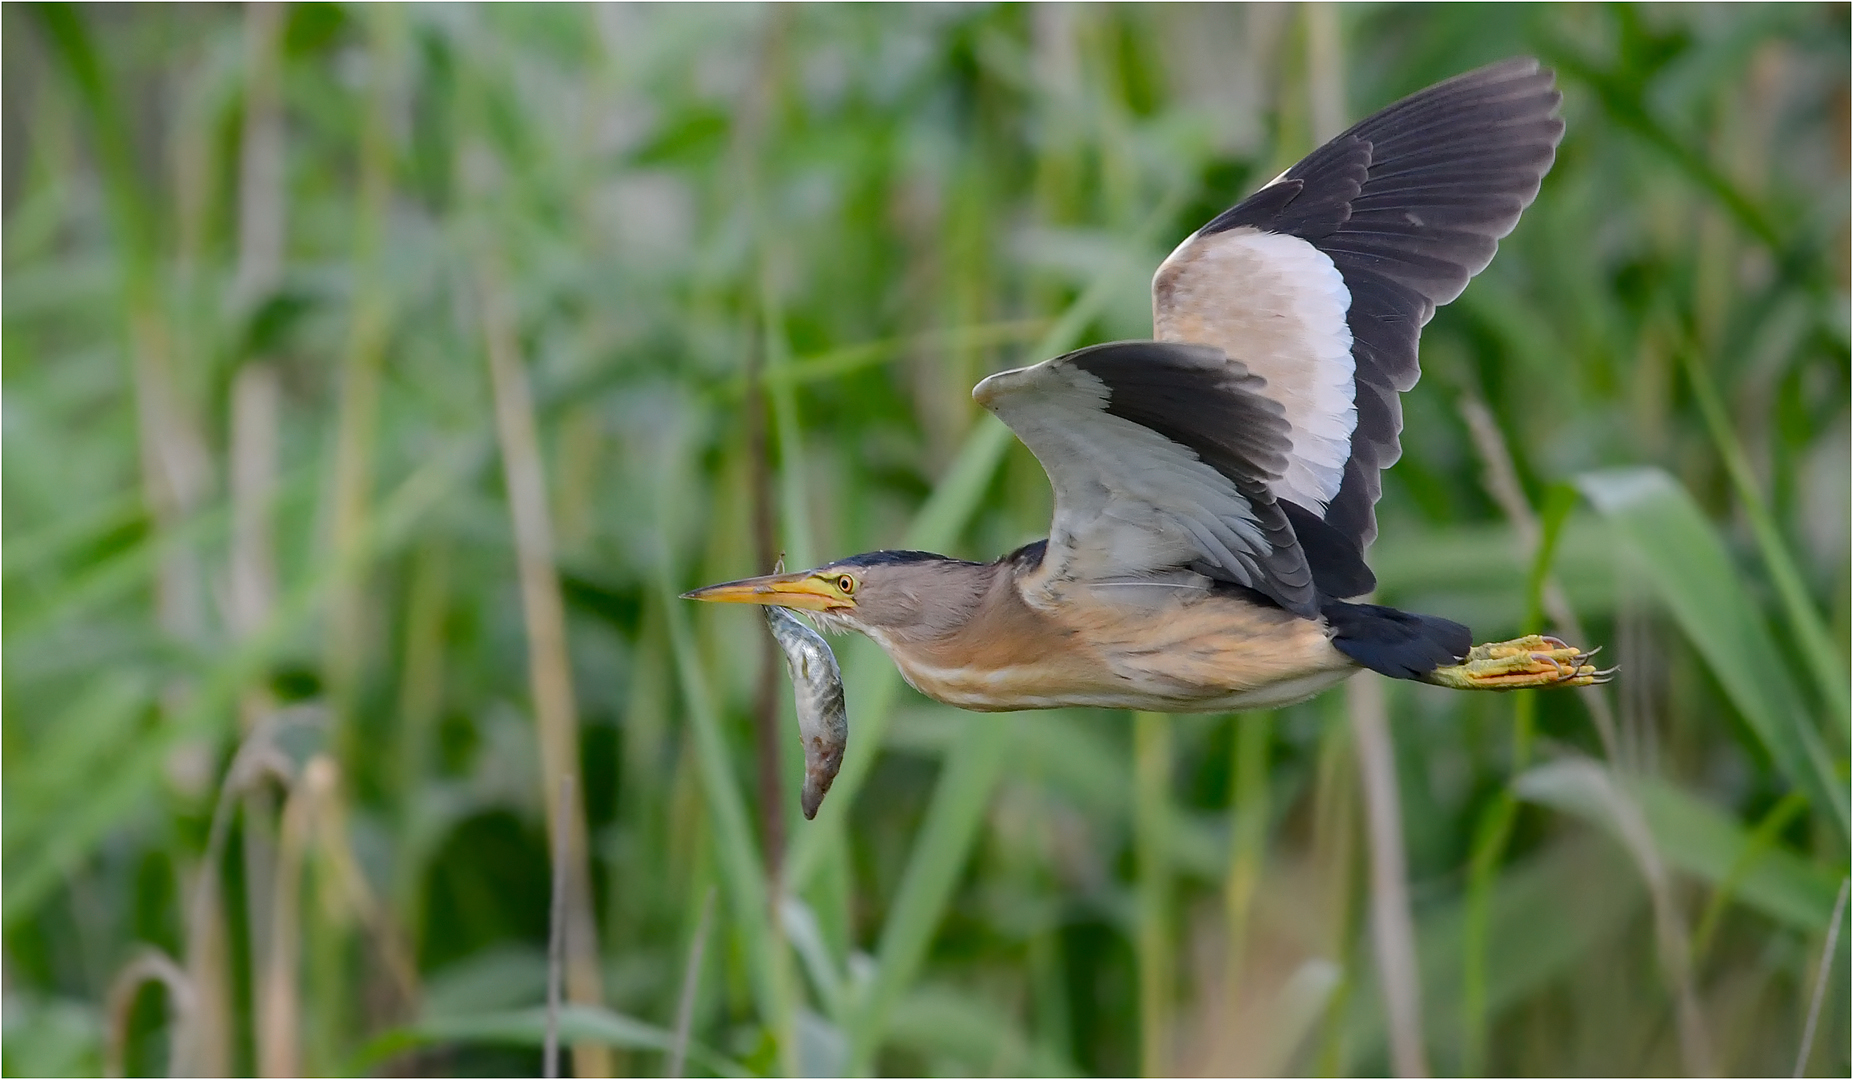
[1134,711,1174,1078]
[1223,710,1273,998]
[323,5,399,736]
[478,257,611,1078]
[1350,677,1429,1078]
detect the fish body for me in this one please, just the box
[763,605,849,819]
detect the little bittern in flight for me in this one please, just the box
[687,58,1610,712]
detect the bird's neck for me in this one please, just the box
[859,551,1111,712]
[874,555,1067,670]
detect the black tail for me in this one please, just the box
[1324,600,1471,681]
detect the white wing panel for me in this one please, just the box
[1153,226,1356,514]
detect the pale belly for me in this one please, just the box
[876,586,1361,713]
[897,663,1358,712]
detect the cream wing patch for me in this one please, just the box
[1152,225,1356,514]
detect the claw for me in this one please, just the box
[1423,633,1614,691]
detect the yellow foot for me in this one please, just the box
[1423,634,1614,691]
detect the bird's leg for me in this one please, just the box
[1423,634,1614,691]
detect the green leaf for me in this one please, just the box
[2,444,476,927]
[886,982,1081,1076]
[1515,759,1842,932]
[1579,467,1849,843]
[848,713,1014,1071]
[349,1004,748,1078]
[1345,834,1647,1061]
[1677,346,1851,726]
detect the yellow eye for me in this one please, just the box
[836,574,856,594]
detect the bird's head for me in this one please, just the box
[681,550,989,642]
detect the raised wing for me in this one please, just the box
[974,340,1371,618]
[1153,57,1563,552]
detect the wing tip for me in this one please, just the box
[971,367,1023,408]
[1449,55,1555,93]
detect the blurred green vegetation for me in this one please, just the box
[3,3,1849,1077]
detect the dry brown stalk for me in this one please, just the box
[744,319,788,873]
[177,729,291,1077]
[1457,395,1718,1065]
[545,775,575,1080]
[477,256,612,1078]
[1349,676,1430,1078]
[212,11,290,1075]
[258,757,327,1078]
[105,948,194,1079]
[1570,761,1714,1074]
[1794,879,1849,1077]
[309,768,421,1011]
[322,9,398,724]
[732,6,797,880]
[1306,10,1430,1076]
[1457,395,1622,759]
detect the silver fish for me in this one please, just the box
[763,604,849,819]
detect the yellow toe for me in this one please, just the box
[1424,635,1614,691]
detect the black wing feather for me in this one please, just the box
[1065,341,1321,616]
[1202,57,1562,552]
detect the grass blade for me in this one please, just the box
[1794,879,1848,1078]
[659,577,776,1008]
[1580,467,1849,844]
[352,1004,749,1078]
[669,887,717,1079]
[3,444,478,928]
[848,713,1014,1071]
[1519,764,1841,933]
[1678,345,1850,726]
[1223,710,1272,1001]
[1512,760,1714,1074]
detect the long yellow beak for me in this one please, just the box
[680,572,850,613]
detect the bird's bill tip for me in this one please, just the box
[680,572,846,612]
